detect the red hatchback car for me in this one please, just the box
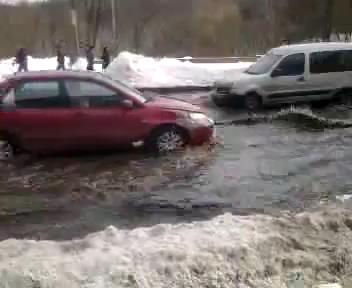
[0,71,214,155]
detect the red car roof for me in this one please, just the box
[7,70,102,81]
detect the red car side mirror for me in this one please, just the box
[121,99,134,109]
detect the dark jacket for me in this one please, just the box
[16,48,27,64]
[102,49,110,68]
[57,50,65,64]
[86,49,94,65]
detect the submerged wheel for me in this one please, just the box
[148,126,187,154]
[0,140,15,160]
[244,93,263,111]
[212,93,231,107]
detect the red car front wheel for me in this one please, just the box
[148,126,187,154]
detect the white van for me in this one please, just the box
[212,42,352,109]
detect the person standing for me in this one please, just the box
[15,48,28,72]
[56,45,66,70]
[101,46,111,70]
[281,39,289,46]
[86,46,95,71]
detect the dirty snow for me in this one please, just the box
[0,56,98,80]
[1,207,352,288]
[0,52,252,87]
[105,51,252,87]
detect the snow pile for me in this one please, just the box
[0,52,253,87]
[0,57,66,77]
[1,207,352,288]
[105,51,252,88]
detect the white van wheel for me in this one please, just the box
[244,93,262,111]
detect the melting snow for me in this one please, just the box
[105,51,252,88]
[0,56,98,80]
[1,208,352,287]
[0,51,253,88]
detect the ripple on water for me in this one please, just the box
[0,107,352,239]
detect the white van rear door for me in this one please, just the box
[306,50,352,101]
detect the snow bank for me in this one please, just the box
[1,207,352,288]
[0,57,67,76]
[105,51,253,88]
[0,57,98,80]
[0,52,253,88]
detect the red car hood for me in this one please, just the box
[145,96,202,113]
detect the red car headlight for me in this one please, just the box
[189,112,214,126]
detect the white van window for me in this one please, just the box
[273,53,305,76]
[342,50,352,71]
[245,53,282,75]
[310,50,352,74]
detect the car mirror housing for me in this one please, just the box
[121,99,134,109]
[271,68,283,78]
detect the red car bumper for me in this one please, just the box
[188,125,215,146]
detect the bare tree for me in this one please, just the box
[0,0,351,58]
[322,0,334,41]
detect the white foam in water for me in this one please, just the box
[314,284,343,288]
[1,209,352,287]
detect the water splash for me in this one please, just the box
[274,107,352,129]
[216,107,352,129]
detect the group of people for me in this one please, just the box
[79,45,111,71]
[14,45,111,73]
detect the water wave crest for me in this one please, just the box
[216,107,352,129]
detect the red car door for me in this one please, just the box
[64,79,146,150]
[11,80,82,153]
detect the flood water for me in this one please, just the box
[1,93,352,241]
[2,93,352,287]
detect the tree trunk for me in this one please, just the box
[92,0,102,47]
[133,25,142,53]
[322,0,334,41]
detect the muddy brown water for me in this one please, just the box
[1,92,352,241]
